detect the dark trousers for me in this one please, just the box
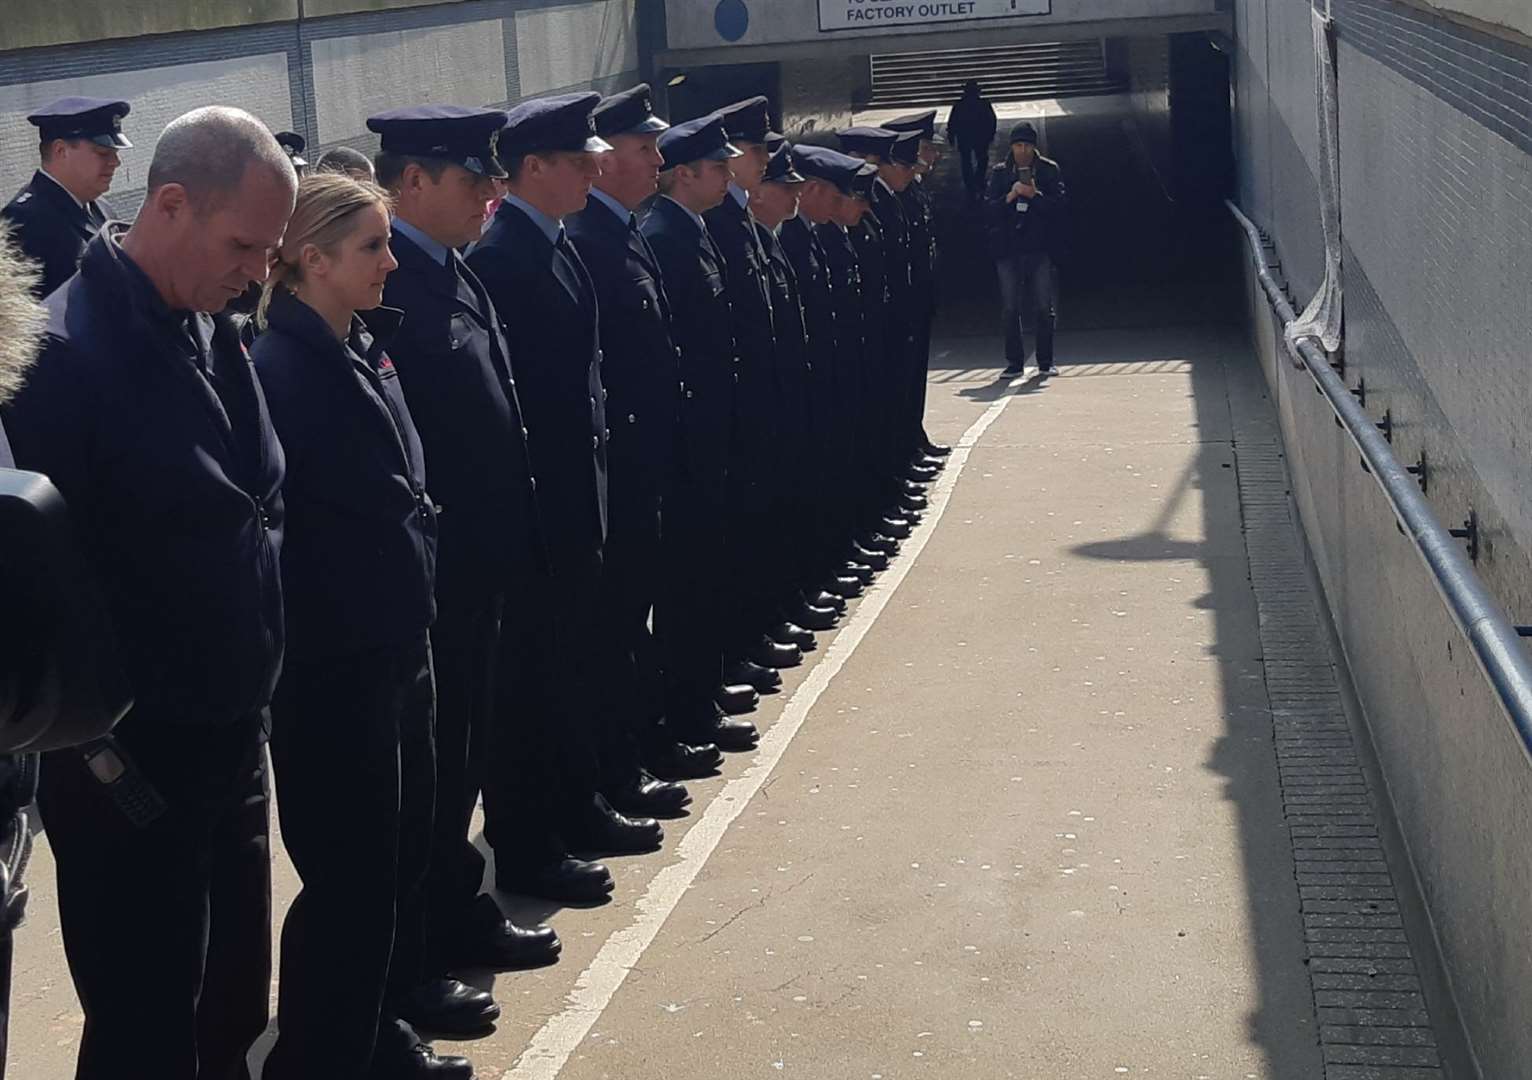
[39,712,271,1080]
[997,251,1056,367]
[959,144,988,196]
[596,492,665,784]
[422,590,501,973]
[909,304,935,454]
[485,563,602,868]
[263,637,436,1079]
[657,476,727,738]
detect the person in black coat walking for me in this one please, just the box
[642,114,762,754]
[252,172,474,1080]
[946,80,997,200]
[468,93,666,895]
[367,106,569,963]
[985,121,1067,375]
[567,85,727,791]
[0,106,293,1080]
[1,98,130,297]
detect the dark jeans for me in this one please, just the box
[39,712,271,1080]
[996,251,1056,368]
[959,144,989,196]
[422,589,501,972]
[263,637,436,1079]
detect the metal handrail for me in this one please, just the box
[1227,199,1532,767]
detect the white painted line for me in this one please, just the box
[504,374,1029,1080]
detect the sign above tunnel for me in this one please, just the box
[817,0,1051,31]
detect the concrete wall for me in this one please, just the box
[664,0,1221,51]
[1232,0,1532,1074]
[0,0,643,218]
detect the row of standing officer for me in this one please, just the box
[0,88,949,1080]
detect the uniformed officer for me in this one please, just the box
[703,97,815,692]
[810,150,904,574]
[0,106,293,1080]
[839,127,936,511]
[252,172,470,1080]
[468,92,666,895]
[881,110,952,463]
[747,144,848,623]
[1,97,130,297]
[366,105,566,964]
[566,85,727,791]
[783,144,883,602]
[642,114,762,753]
[275,130,309,175]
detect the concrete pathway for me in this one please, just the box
[8,321,1330,1078]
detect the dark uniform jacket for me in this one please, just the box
[470,200,608,572]
[753,220,812,467]
[899,179,938,317]
[703,193,777,484]
[1,171,110,297]
[565,193,677,509]
[252,290,438,662]
[1,229,285,724]
[641,196,734,494]
[375,229,542,602]
[779,216,839,454]
[813,222,867,452]
[984,155,1067,259]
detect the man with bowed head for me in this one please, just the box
[1,105,294,1080]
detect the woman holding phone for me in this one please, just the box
[252,172,481,1080]
[985,120,1067,376]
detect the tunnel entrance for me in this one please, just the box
[866,39,1126,109]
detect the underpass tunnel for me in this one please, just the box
[659,31,1247,348]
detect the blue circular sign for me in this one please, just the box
[715,0,749,42]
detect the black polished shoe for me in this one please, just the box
[372,1042,475,1079]
[901,478,929,497]
[842,561,875,584]
[879,517,913,539]
[899,493,928,514]
[770,621,816,650]
[725,657,782,691]
[905,465,939,484]
[850,543,890,570]
[395,978,500,1037]
[716,681,760,714]
[647,739,723,780]
[807,589,846,614]
[446,896,561,972]
[823,575,863,599]
[789,600,838,631]
[857,533,900,556]
[605,770,692,818]
[745,637,802,670]
[497,856,614,904]
[923,442,952,457]
[705,714,760,752]
[566,795,664,855]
